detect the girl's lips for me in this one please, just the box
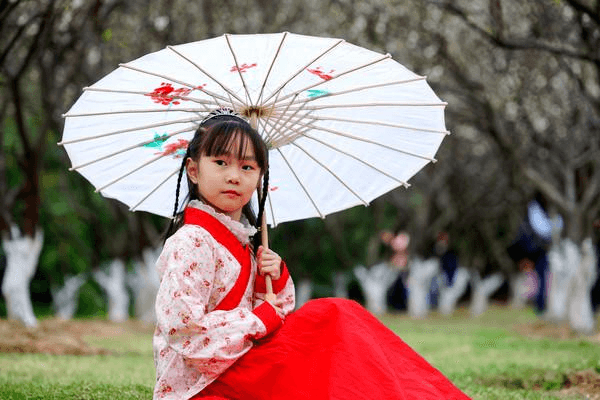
[222,190,241,196]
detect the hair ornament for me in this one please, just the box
[200,107,249,125]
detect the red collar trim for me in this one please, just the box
[184,207,252,312]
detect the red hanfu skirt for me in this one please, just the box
[197,298,470,400]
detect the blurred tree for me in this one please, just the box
[0,0,134,324]
[431,0,600,245]
[428,0,600,329]
[4,0,596,324]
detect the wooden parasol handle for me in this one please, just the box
[250,112,276,303]
[261,213,276,303]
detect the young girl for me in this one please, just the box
[154,109,470,400]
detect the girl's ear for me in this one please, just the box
[186,157,199,184]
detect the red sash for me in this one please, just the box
[183,207,252,312]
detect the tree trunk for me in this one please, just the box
[354,263,399,315]
[93,258,129,322]
[470,272,504,317]
[1,226,43,327]
[127,247,160,324]
[439,267,470,316]
[567,238,597,334]
[333,271,349,299]
[51,274,86,320]
[295,278,313,309]
[509,271,535,309]
[546,239,578,322]
[407,257,439,319]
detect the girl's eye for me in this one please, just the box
[214,160,226,166]
[242,165,255,171]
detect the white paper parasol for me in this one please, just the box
[61,32,448,226]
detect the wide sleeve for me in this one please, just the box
[254,260,296,316]
[154,229,267,378]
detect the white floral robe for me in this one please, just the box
[153,201,295,399]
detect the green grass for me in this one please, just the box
[0,353,153,399]
[381,306,600,399]
[0,324,154,400]
[0,306,598,399]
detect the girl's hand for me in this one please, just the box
[255,293,285,319]
[257,245,282,280]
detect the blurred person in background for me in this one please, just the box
[382,230,410,311]
[508,191,563,314]
[436,232,458,289]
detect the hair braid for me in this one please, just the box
[164,156,188,242]
[252,169,270,250]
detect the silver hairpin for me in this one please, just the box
[200,107,248,125]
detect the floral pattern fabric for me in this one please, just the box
[153,201,295,399]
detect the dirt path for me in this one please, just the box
[0,318,153,355]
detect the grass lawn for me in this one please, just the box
[0,305,598,399]
[381,306,600,399]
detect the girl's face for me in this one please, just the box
[186,135,262,221]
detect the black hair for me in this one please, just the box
[164,112,269,250]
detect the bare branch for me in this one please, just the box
[564,0,600,25]
[12,3,54,79]
[581,167,600,210]
[489,0,504,41]
[9,79,31,155]
[429,0,599,62]
[0,0,20,23]
[522,167,572,214]
[0,16,32,67]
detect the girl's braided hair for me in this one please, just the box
[164,110,269,250]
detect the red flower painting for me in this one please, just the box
[307,66,335,80]
[146,83,192,105]
[230,63,257,73]
[157,139,189,158]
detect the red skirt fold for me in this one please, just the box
[199,298,470,400]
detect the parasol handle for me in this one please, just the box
[250,112,276,304]
[261,213,276,303]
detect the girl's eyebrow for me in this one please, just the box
[216,151,256,161]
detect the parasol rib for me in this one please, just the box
[261,39,345,105]
[81,87,219,107]
[275,147,325,218]
[63,107,210,117]
[261,110,316,148]
[272,77,429,109]
[275,101,448,111]
[303,132,411,187]
[258,91,285,144]
[263,53,392,108]
[310,115,450,135]
[94,153,166,193]
[264,111,439,162]
[166,45,246,104]
[266,93,309,146]
[130,167,180,212]
[68,127,190,171]
[257,32,289,105]
[58,119,197,145]
[291,141,369,206]
[266,190,277,227]
[269,123,312,148]
[119,63,241,106]
[305,123,437,162]
[225,34,253,105]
